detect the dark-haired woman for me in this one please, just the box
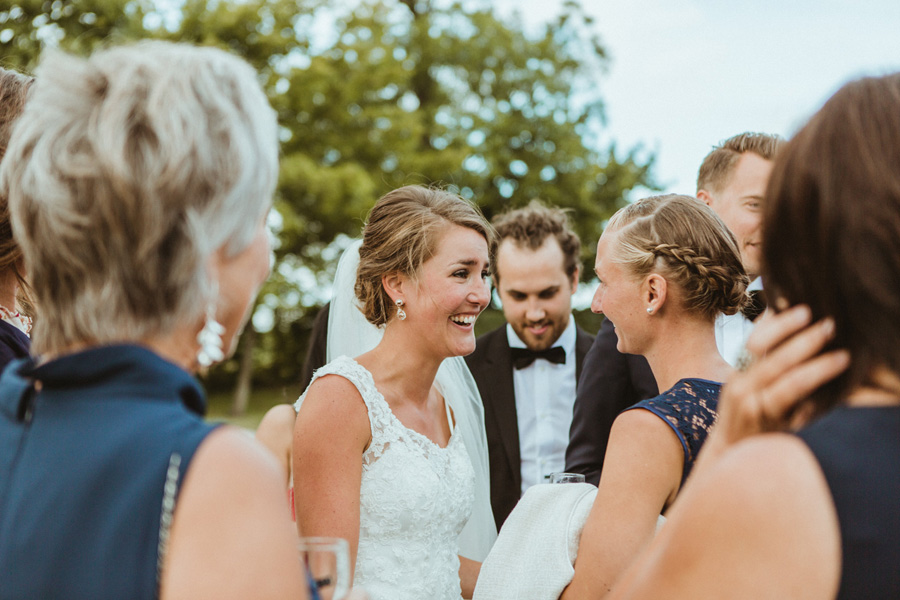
[608,74,900,600]
[0,43,308,599]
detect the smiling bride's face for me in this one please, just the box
[400,224,492,358]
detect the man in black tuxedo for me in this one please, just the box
[465,201,593,530]
[566,132,784,485]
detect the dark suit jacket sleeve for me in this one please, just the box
[565,317,657,485]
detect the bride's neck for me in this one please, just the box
[358,326,442,406]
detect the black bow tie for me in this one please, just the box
[742,289,767,322]
[511,346,566,370]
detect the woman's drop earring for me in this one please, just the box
[395,298,407,321]
[197,301,226,368]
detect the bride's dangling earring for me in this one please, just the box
[196,300,226,368]
[395,298,407,321]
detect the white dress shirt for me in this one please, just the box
[507,318,577,495]
[715,277,763,366]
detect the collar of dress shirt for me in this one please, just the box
[748,276,764,292]
[506,315,576,363]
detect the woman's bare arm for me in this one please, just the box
[255,404,297,488]
[610,434,840,599]
[161,427,308,600]
[607,306,849,599]
[561,409,683,599]
[459,555,481,599]
[292,375,371,579]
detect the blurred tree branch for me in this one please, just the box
[0,0,656,407]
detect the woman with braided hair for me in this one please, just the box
[561,194,748,600]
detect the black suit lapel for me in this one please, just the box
[482,330,521,490]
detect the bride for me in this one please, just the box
[292,185,497,600]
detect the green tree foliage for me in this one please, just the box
[1,0,655,395]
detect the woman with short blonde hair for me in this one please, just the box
[0,42,307,599]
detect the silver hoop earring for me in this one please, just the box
[646,307,653,315]
[196,301,226,368]
[395,298,407,321]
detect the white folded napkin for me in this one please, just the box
[473,483,667,600]
[473,483,597,600]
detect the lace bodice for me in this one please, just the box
[625,378,720,484]
[296,356,475,600]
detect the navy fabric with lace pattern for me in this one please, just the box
[624,378,720,485]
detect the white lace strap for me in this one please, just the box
[293,356,386,443]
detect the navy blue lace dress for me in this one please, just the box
[623,378,720,484]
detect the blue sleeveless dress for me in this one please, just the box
[0,319,30,371]
[796,405,900,599]
[0,345,218,599]
[623,378,720,484]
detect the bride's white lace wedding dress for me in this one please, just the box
[296,355,475,600]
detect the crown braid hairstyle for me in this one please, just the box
[607,194,749,320]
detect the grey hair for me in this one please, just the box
[0,42,278,354]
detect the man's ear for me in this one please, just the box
[569,264,581,295]
[643,273,668,313]
[697,189,713,206]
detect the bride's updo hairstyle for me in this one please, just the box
[356,185,494,327]
[607,194,748,319]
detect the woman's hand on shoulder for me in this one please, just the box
[293,374,371,577]
[564,409,682,600]
[706,304,850,459]
[161,426,309,600]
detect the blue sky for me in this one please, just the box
[496,0,900,196]
[491,0,900,306]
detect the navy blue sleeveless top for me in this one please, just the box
[796,405,900,599]
[0,345,218,599]
[624,378,720,485]
[0,319,30,371]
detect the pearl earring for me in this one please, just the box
[646,307,653,315]
[396,298,407,321]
